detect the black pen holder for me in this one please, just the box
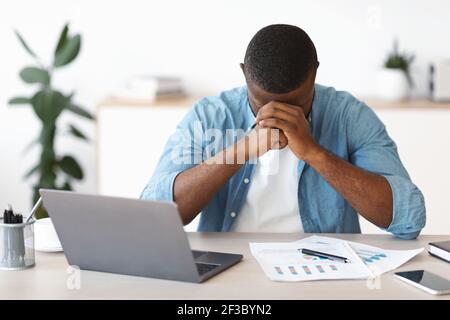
[0,218,35,270]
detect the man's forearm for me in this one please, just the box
[173,126,280,224]
[173,141,246,224]
[304,144,393,228]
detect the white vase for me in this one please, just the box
[376,68,410,101]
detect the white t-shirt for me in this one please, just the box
[232,146,304,232]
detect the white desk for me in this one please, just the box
[1,233,449,300]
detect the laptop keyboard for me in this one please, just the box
[192,250,208,259]
[195,262,219,275]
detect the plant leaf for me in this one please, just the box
[24,164,40,179]
[40,146,57,173]
[21,138,39,155]
[53,34,81,68]
[55,23,69,55]
[39,125,57,146]
[31,90,68,124]
[61,181,73,191]
[66,103,95,120]
[39,170,57,188]
[69,124,89,141]
[8,96,30,105]
[19,66,50,85]
[58,155,83,180]
[15,30,37,58]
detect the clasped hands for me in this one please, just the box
[245,101,320,161]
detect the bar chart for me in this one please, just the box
[275,264,340,276]
[355,249,388,264]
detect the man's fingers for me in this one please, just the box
[259,118,294,133]
[256,107,296,123]
[274,131,288,149]
[257,101,303,118]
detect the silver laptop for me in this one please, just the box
[39,189,243,283]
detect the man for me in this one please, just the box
[140,24,425,239]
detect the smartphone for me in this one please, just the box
[395,270,450,295]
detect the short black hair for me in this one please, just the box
[244,24,318,94]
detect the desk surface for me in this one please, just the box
[1,233,449,300]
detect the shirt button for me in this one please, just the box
[244,178,250,184]
[230,212,237,218]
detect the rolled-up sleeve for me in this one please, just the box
[140,103,205,202]
[347,102,426,239]
[140,170,183,201]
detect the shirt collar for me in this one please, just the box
[244,91,257,131]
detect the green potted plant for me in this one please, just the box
[377,39,415,100]
[8,23,95,218]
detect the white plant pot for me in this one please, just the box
[377,68,410,101]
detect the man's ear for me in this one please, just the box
[240,63,245,73]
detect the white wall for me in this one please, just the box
[1,0,450,215]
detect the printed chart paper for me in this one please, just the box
[250,235,424,282]
[296,235,424,277]
[249,241,371,282]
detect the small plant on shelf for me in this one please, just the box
[383,39,415,87]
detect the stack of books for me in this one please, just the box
[111,75,185,101]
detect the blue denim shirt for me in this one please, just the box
[140,84,426,239]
